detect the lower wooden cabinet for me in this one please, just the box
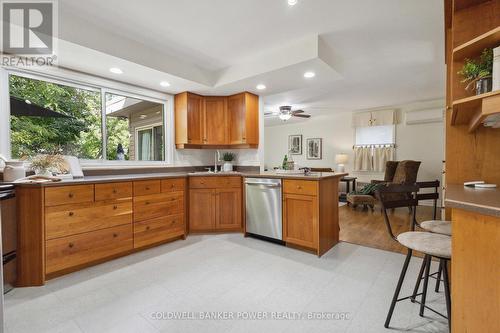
[189,189,216,231]
[216,188,242,230]
[282,178,340,256]
[133,214,185,249]
[46,224,133,275]
[188,177,242,233]
[283,193,318,249]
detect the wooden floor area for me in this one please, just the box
[339,204,436,255]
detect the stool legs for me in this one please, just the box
[411,258,426,303]
[442,259,452,331]
[435,261,443,292]
[419,255,432,317]
[385,249,413,328]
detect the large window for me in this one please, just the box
[9,75,102,159]
[7,73,167,162]
[105,92,164,161]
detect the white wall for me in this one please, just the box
[265,99,445,186]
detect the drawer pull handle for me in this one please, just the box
[68,242,74,248]
[113,205,118,210]
[171,184,175,188]
[113,189,117,194]
[69,212,74,217]
[297,186,302,190]
[146,226,151,231]
[113,233,118,238]
[145,201,150,205]
[68,193,74,198]
[171,220,176,225]
[171,198,176,201]
[145,186,150,190]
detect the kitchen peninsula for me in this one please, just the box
[15,171,346,286]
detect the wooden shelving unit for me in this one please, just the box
[451,24,500,132]
[451,90,500,131]
[453,27,500,60]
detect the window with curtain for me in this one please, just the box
[353,110,396,172]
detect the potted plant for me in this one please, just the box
[222,152,236,172]
[458,48,494,95]
[30,154,67,177]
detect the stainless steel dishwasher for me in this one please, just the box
[245,178,283,241]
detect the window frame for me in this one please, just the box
[0,67,174,167]
[134,122,163,162]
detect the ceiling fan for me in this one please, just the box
[264,106,311,121]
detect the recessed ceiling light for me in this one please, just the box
[288,0,298,6]
[256,84,266,90]
[304,71,316,78]
[109,67,123,74]
[160,81,170,87]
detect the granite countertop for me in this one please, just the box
[445,184,500,218]
[12,171,348,187]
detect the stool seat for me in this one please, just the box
[397,231,451,259]
[420,220,451,236]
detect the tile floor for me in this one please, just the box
[4,235,449,333]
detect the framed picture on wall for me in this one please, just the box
[306,138,322,160]
[288,135,302,155]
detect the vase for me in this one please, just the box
[223,162,233,172]
[36,169,52,177]
[475,77,492,95]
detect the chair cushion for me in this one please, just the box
[420,220,452,236]
[397,231,451,259]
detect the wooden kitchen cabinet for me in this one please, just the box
[188,177,242,233]
[189,189,216,231]
[175,91,259,148]
[204,96,227,144]
[175,92,204,145]
[282,178,340,256]
[283,193,318,250]
[227,92,259,146]
[216,188,242,230]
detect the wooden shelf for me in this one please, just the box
[454,0,492,12]
[452,90,500,132]
[453,26,500,60]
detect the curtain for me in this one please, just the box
[373,146,395,172]
[139,130,152,161]
[354,146,373,171]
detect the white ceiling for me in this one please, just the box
[55,0,445,125]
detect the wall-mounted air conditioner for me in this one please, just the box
[405,108,443,125]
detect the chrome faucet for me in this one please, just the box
[214,150,221,173]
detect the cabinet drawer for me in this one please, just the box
[45,185,94,207]
[133,180,161,196]
[45,201,132,240]
[189,176,241,189]
[133,214,185,249]
[283,180,318,196]
[95,182,133,201]
[161,178,186,193]
[46,224,133,275]
[133,192,184,222]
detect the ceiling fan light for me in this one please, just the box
[279,112,292,121]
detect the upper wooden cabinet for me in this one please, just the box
[175,92,259,148]
[175,92,204,145]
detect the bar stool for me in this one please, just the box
[375,184,451,331]
[414,180,451,293]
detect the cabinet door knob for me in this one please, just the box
[112,189,117,194]
[113,205,118,210]
[113,233,118,238]
[68,242,74,248]
[145,186,150,190]
[145,201,150,205]
[69,212,74,217]
[146,226,151,231]
[68,193,74,198]
[297,186,302,190]
[171,184,175,188]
